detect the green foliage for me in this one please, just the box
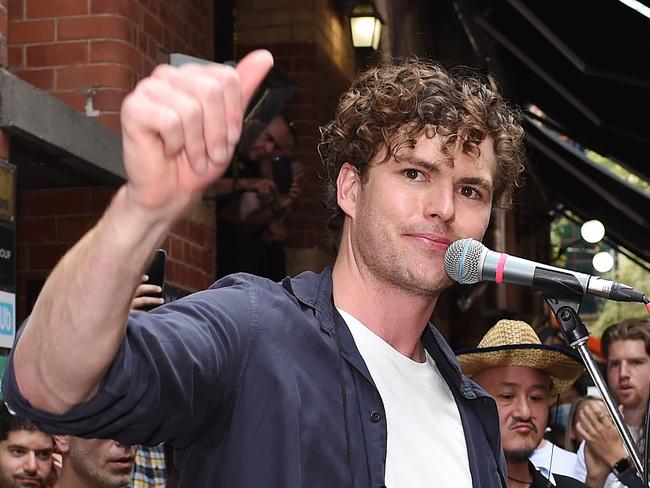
[585,149,650,194]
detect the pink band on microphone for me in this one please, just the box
[496,253,508,284]
[646,302,650,315]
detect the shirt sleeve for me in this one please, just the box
[1,279,258,448]
[574,441,587,482]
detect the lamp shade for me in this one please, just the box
[350,2,384,50]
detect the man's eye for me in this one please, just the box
[9,448,25,456]
[404,169,424,180]
[460,186,481,199]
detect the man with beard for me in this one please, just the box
[3,51,527,486]
[0,405,53,488]
[574,319,650,487]
[457,320,588,488]
[52,437,136,488]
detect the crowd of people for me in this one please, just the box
[0,49,647,488]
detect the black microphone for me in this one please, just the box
[444,238,647,303]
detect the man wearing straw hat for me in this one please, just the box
[457,319,587,488]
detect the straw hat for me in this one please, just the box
[456,319,584,400]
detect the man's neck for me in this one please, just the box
[54,468,117,488]
[623,400,649,430]
[332,255,438,362]
[506,461,534,488]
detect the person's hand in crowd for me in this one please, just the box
[120,50,274,224]
[576,398,629,487]
[130,275,164,311]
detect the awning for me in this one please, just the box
[525,118,650,263]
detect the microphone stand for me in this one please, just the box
[540,290,645,481]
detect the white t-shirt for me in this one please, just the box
[530,439,578,479]
[339,309,473,488]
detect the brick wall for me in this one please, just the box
[0,0,7,66]
[7,0,214,133]
[17,187,215,322]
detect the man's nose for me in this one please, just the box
[619,361,631,378]
[426,185,455,222]
[512,396,532,420]
[22,452,38,473]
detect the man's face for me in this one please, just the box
[247,116,294,162]
[345,132,496,297]
[66,438,136,488]
[473,366,550,463]
[607,339,650,410]
[0,429,53,488]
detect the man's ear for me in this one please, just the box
[336,163,361,218]
[53,435,70,454]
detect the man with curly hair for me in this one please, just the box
[4,51,525,487]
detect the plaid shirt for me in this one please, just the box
[130,444,166,488]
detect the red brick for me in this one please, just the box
[9,19,54,43]
[27,0,88,19]
[13,67,54,90]
[8,0,23,21]
[56,214,98,242]
[28,243,70,270]
[142,10,162,43]
[171,219,187,239]
[0,131,8,159]
[18,216,56,243]
[189,244,202,267]
[95,113,121,133]
[53,90,85,111]
[17,243,27,271]
[90,88,127,112]
[90,40,140,72]
[187,220,203,245]
[91,0,141,20]
[26,41,88,67]
[187,267,202,291]
[90,186,117,213]
[24,188,92,217]
[169,235,182,260]
[9,46,23,69]
[58,15,132,42]
[165,257,175,282]
[57,64,133,91]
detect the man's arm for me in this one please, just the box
[11,51,274,414]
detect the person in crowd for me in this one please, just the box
[574,318,650,487]
[216,114,303,280]
[52,437,136,488]
[3,51,527,486]
[457,319,587,487]
[0,404,54,488]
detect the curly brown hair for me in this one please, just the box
[319,58,526,245]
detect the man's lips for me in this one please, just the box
[108,456,135,470]
[510,423,535,434]
[15,476,42,486]
[406,234,452,250]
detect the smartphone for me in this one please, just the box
[273,155,294,194]
[143,249,166,310]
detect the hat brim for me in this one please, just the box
[456,344,584,400]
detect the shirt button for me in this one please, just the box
[370,410,381,422]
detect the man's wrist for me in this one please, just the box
[611,456,632,475]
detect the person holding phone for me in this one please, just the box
[3,52,527,487]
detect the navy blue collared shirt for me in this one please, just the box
[3,268,506,487]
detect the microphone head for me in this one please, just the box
[444,238,486,284]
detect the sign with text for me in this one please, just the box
[0,290,15,348]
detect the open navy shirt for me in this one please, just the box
[3,268,507,487]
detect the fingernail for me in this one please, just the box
[210,146,228,165]
[196,157,208,173]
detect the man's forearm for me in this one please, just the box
[13,186,173,414]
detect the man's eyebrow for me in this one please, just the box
[459,176,494,193]
[397,156,448,172]
[499,381,550,391]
